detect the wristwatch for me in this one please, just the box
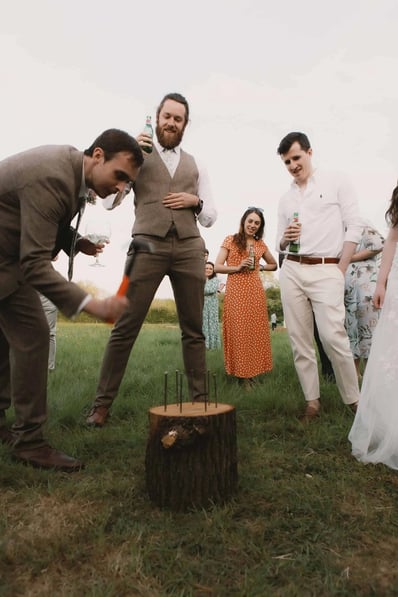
[194,198,203,215]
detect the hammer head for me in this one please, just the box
[129,238,154,255]
[124,237,154,277]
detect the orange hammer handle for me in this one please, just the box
[116,275,130,297]
[106,275,130,324]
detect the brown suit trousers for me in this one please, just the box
[95,231,207,405]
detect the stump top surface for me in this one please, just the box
[148,402,235,417]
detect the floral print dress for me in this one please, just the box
[344,225,384,359]
[202,277,221,350]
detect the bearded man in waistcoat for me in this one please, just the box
[87,93,217,427]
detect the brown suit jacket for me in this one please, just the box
[0,145,87,317]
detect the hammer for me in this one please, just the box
[107,237,154,323]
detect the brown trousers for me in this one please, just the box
[0,285,49,448]
[95,232,207,406]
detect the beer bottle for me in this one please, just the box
[142,115,153,154]
[248,245,255,270]
[289,212,300,254]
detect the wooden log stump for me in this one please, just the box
[145,402,238,511]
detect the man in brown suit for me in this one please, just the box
[87,93,217,426]
[0,129,143,470]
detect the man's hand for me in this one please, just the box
[76,237,108,256]
[280,222,302,250]
[136,132,153,154]
[162,192,199,209]
[84,296,129,322]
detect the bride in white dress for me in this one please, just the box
[349,184,398,469]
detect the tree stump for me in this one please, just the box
[145,402,238,511]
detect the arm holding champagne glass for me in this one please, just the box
[75,235,108,257]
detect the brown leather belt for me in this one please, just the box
[286,255,340,265]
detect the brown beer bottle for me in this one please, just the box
[248,245,255,270]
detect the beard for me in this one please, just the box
[156,124,184,149]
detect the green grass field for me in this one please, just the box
[1,323,397,596]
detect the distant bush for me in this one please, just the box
[58,290,282,326]
[145,299,178,324]
[59,298,178,324]
[265,286,284,323]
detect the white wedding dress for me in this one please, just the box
[349,244,398,469]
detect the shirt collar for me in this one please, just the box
[154,139,181,157]
[290,168,317,190]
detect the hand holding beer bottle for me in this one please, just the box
[140,115,153,154]
[288,212,301,254]
[248,245,255,270]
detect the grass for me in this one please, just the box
[1,323,398,596]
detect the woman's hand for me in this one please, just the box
[373,283,386,309]
[238,257,252,270]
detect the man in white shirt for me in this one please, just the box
[276,132,361,421]
[87,93,217,426]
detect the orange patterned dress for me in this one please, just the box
[221,235,273,378]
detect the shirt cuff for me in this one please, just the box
[72,294,92,318]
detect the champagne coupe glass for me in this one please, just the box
[84,219,111,267]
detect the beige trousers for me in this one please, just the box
[279,260,359,405]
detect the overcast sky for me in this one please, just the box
[2,0,397,297]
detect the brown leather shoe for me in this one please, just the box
[349,402,358,414]
[0,426,14,446]
[12,445,84,472]
[299,405,320,424]
[86,405,110,427]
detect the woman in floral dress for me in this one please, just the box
[215,208,277,388]
[344,222,384,379]
[202,261,221,350]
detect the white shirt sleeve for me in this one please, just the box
[338,174,363,245]
[195,157,217,227]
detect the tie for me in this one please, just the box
[68,197,86,281]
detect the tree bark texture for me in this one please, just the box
[145,402,238,511]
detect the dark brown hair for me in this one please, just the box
[84,129,143,167]
[277,132,311,155]
[233,208,265,252]
[156,93,190,124]
[385,184,398,228]
[205,261,217,279]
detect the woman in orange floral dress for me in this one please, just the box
[215,208,277,388]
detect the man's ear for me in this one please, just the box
[92,147,105,162]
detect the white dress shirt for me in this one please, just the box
[276,169,363,257]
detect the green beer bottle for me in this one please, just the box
[289,212,300,254]
[142,115,153,154]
